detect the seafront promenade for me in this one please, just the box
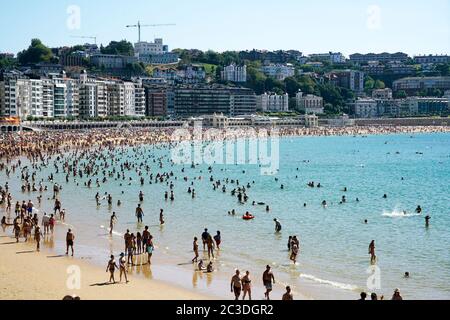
[1,116,449,133]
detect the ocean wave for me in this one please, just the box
[300,273,359,291]
[382,210,421,218]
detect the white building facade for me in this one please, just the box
[257,92,289,112]
[296,90,324,114]
[221,64,247,82]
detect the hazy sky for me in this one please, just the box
[1,0,449,57]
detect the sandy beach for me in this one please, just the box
[0,234,210,300]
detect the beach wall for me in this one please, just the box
[354,118,450,126]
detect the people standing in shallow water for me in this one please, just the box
[192,237,199,263]
[369,240,376,264]
[159,209,165,225]
[109,212,117,235]
[425,215,431,227]
[201,229,210,250]
[214,231,221,250]
[274,219,282,233]
[135,204,144,223]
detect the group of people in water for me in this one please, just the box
[1,125,445,300]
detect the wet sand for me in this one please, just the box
[0,235,210,300]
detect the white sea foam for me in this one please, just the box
[100,225,122,237]
[382,210,421,218]
[300,273,359,291]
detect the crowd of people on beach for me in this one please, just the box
[1,125,444,300]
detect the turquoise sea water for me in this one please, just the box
[1,132,449,299]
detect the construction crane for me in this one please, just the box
[126,21,175,43]
[71,35,97,45]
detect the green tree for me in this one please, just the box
[435,63,450,76]
[101,40,134,56]
[284,77,301,97]
[374,80,386,89]
[0,56,17,69]
[365,76,375,91]
[17,39,53,65]
[394,90,407,99]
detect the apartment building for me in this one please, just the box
[256,92,289,112]
[349,52,409,64]
[392,77,450,94]
[221,64,247,82]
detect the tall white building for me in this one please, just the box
[30,79,43,117]
[352,98,378,118]
[1,70,146,119]
[221,64,247,82]
[134,38,167,57]
[256,92,289,112]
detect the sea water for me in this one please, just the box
[1,132,449,299]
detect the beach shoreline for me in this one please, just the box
[0,233,213,300]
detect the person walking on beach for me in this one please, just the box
[263,265,275,300]
[242,271,252,300]
[369,240,376,264]
[42,213,50,235]
[14,220,21,243]
[66,229,75,256]
[230,270,242,300]
[135,204,144,223]
[192,237,199,263]
[282,286,293,300]
[119,253,129,283]
[106,255,119,283]
[34,226,43,252]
